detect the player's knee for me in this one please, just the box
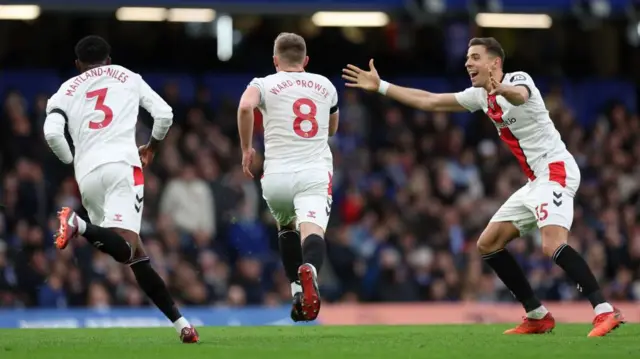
[280,220,297,232]
[299,222,324,240]
[108,228,137,263]
[477,222,518,254]
[476,234,500,255]
[540,225,569,257]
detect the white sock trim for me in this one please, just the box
[526,305,549,319]
[594,302,614,315]
[75,215,87,234]
[173,317,190,334]
[290,282,302,296]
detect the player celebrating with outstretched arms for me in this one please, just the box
[43,35,199,343]
[342,37,623,337]
[238,32,339,322]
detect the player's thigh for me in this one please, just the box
[78,168,107,225]
[526,180,576,256]
[261,173,296,227]
[100,163,144,235]
[488,184,537,239]
[293,170,333,235]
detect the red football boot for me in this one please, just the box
[504,313,555,334]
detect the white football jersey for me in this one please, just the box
[454,71,573,181]
[249,71,338,174]
[46,65,172,182]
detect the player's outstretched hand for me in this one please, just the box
[138,144,155,168]
[242,148,256,178]
[487,64,502,95]
[342,59,380,92]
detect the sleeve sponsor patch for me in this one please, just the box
[510,74,527,82]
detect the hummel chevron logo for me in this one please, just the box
[135,194,144,213]
[553,199,562,207]
[553,191,562,199]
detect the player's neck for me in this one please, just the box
[83,62,109,72]
[278,67,305,73]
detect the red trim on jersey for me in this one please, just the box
[327,172,333,196]
[133,166,144,186]
[548,161,566,187]
[486,94,536,180]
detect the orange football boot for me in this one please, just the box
[588,308,624,337]
[54,207,79,249]
[180,326,200,343]
[504,313,555,334]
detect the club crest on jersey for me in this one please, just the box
[488,97,496,110]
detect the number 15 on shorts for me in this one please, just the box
[535,203,548,222]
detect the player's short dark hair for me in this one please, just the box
[468,37,505,64]
[75,35,111,64]
[274,32,306,64]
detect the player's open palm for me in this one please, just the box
[342,59,380,92]
[242,148,256,178]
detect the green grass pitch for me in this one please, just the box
[0,324,638,359]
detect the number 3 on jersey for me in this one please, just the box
[293,98,318,138]
[87,88,114,129]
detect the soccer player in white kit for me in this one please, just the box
[43,36,199,343]
[343,37,624,337]
[238,33,339,322]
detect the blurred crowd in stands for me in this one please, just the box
[1,79,639,309]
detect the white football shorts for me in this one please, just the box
[490,159,581,235]
[261,169,333,232]
[78,161,145,234]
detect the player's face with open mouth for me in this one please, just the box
[465,45,490,88]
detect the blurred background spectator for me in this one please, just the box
[1,0,640,309]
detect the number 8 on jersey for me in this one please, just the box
[293,98,318,138]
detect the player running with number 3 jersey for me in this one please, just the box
[343,37,623,337]
[238,33,339,322]
[43,35,198,343]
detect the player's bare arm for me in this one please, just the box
[487,66,529,105]
[237,86,260,178]
[329,111,339,136]
[342,59,466,112]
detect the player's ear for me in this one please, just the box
[106,56,112,65]
[273,55,279,70]
[303,56,309,68]
[74,59,81,72]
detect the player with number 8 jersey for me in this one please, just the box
[249,67,337,175]
[238,33,339,323]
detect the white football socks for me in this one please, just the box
[594,302,614,315]
[526,305,549,319]
[173,317,190,334]
[291,281,302,296]
[75,215,87,234]
[526,303,613,319]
